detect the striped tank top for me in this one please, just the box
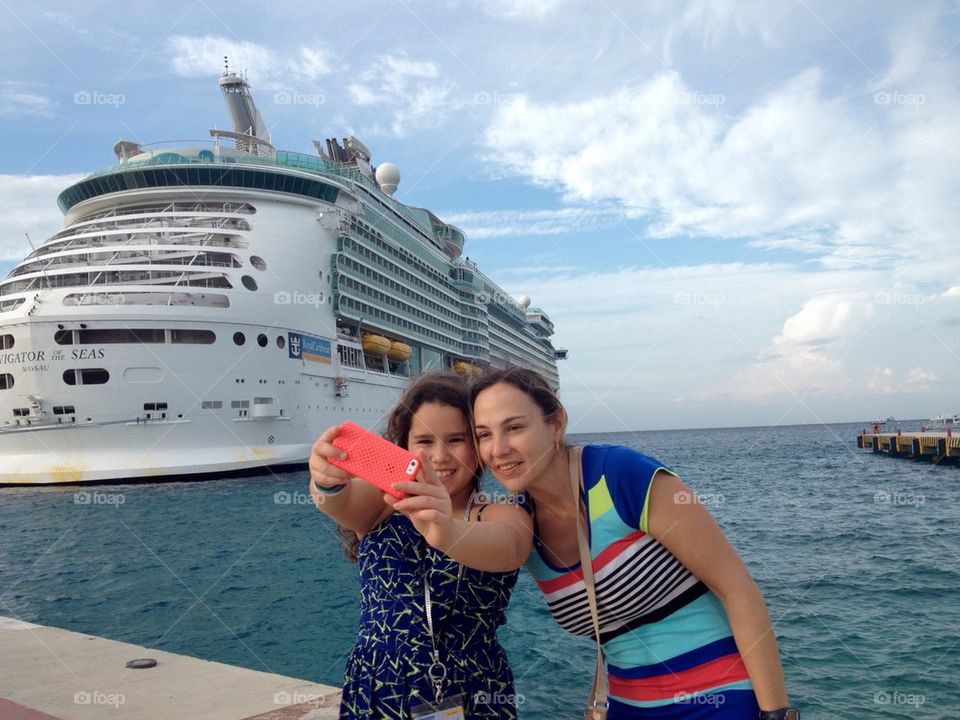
[525,445,759,718]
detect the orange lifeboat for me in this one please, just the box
[387,341,412,362]
[361,334,391,356]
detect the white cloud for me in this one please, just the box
[482,56,960,292]
[0,82,54,118]
[662,0,789,54]
[905,367,937,390]
[483,70,897,247]
[702,293,864,402]
[441,206,619,239]
[776,295,856,348]
[166,35,334,87]
[348,53,457,136]
[480,0,568,19]
[0,175,83,262]
[697,288,958,407]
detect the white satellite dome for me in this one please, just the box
[375,163,400,195]
[518,295,531,309]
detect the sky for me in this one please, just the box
[1,0,958,433]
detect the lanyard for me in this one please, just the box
[422,492,473,704]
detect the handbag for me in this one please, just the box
[570,447,609,720]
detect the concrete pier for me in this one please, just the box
[857,431,960,464]
[0,616,341,719]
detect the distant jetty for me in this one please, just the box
[858,430,960,465]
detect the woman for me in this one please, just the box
[309,372,532,719]
[470,368,798,720]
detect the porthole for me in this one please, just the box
[63,368,110,386]
[257,334,268,347]
[276,335,285,350]
[233,332,246,346]
[241,275,258,291]
[251,256,267,271]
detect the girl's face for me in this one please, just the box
[472,382,562,493]
[408,402,478,499]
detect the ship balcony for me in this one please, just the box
[1,267,235,297]
[8,250,243,279]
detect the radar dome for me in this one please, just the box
[518,295,531,309]
[375,163,401,195]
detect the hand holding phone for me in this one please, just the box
[328,421,421,498]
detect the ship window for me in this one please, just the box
[0,298,26,313]
[62,368,110,385]
[257,334,268,347]
[171,329,216,344]
[0,334,13,350]
[53,405,76,415]
[55,330,74,345]
[250,255,266,271]
[201,400,222,409]
[241,275,258,291]
[13,407,29,416]
[233,332,245,346]
[77,328,165,344]
[59,167,339,213]
[231,400,250,408]
[143,402,168,411]
[276,335,285,350]
[0,373,13,390]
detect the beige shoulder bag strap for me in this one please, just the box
[569,446,609,719]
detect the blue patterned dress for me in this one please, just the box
[340,511,519,719]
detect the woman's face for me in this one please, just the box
[472,382,561,492]
[407,402,478,499]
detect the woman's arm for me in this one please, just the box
[389,456,533,572]
[308,425,392,535]
[646,470,790,712]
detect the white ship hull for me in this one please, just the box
[0,73,562,485]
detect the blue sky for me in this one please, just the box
[1,0,958,432]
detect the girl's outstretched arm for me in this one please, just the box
[389,455,533,572]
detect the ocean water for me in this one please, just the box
[1,422,957,719]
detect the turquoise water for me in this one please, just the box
[1,423,957,718]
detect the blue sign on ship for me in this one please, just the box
[288,332,331,364]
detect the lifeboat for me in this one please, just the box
[453,360,471,376]
[470,365,483,379]
[387,341,412,362]
[361,334,391,356]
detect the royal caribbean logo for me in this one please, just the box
[288,332,331,364]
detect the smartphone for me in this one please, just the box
[329,421,421,498]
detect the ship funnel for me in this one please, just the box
[218,57,269,141]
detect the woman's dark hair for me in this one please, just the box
[339,372,481,561]
[469,367,565,427]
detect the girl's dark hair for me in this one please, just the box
[338,371,480,561]
[469,367,565,427]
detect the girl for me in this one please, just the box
[470,368,797,720]
[309,372,532,719]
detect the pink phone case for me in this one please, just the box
[329,421,421,498]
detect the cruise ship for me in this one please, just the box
[0,69,564,484]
